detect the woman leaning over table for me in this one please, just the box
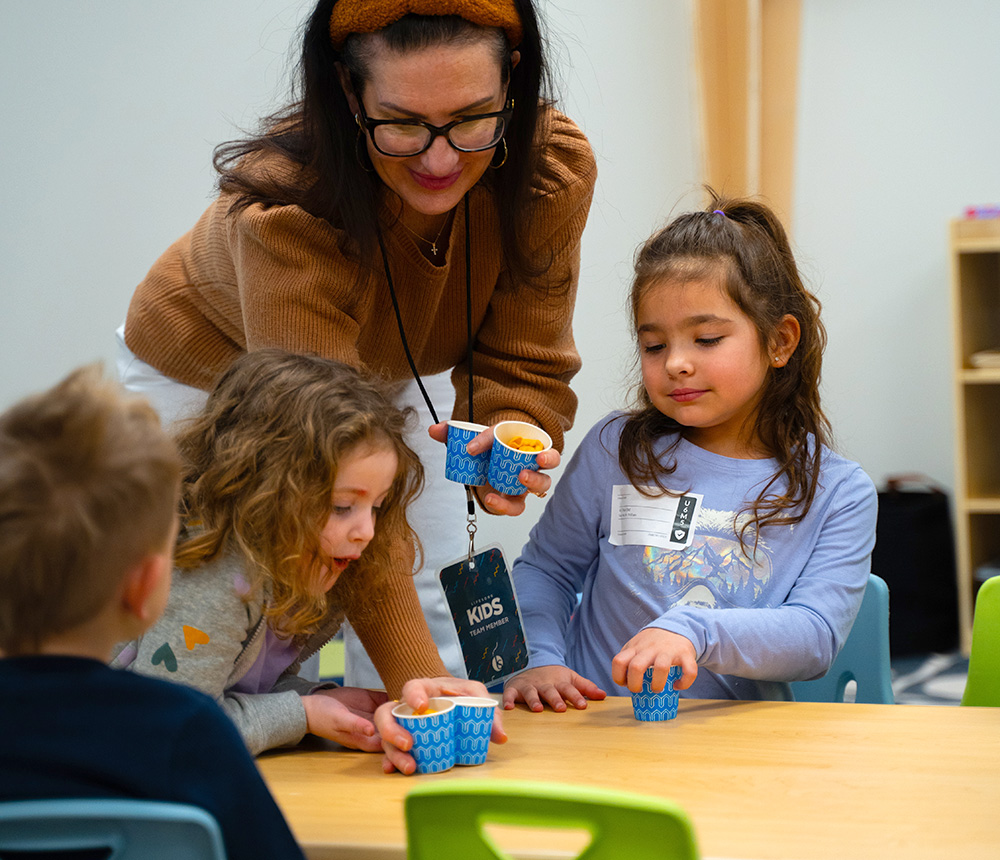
[116,0,597,698]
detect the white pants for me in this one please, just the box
[114,324,208,426]
[114,325,467,687]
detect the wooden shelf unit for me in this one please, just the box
[950,216,1000,654]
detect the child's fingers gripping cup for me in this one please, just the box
[445,421,491,486]
[391,698,456,774]
[631,666,682,722]
[488,420,553,496]
[445,696,499,766]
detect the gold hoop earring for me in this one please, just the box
[355,122,375,173]
[490,137,508,169]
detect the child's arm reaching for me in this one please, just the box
[300,687,386,751]
[642,466,878,685]
[503,419,615,711]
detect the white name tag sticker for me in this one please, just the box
[609,485,703,550]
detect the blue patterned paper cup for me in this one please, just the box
[631,666,682,722]
[445,421,491,486]
[392,697,456,774]
[444,696,498,766]
[487,421,552,496]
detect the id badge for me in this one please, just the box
[609,484,703,550]
[437,544,529,687]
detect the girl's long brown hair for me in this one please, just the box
[172,349,423,637]
[619,190,830,554]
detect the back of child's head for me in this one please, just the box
[622,190,831,540]
[0,365,180,655]
[172,349,424,634]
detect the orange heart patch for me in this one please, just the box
[183,625,211,650]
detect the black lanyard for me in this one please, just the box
[376,193,479,557]
[376,193,474,425]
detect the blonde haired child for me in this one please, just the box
[114,349,502,766]
[504,193,878,710]
[0,365,305,859]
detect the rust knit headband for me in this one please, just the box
[329,0,524,49]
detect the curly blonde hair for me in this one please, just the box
[172,350,424,638]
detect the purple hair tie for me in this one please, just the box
[713,209,726,216]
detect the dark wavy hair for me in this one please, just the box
[172,349,424,638]
[213,0,552,287]
[619,190,830,555]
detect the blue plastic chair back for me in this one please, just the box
[961,576,1000,707]
[406,779,699,860]
[791,574,894,704]
[0,798,227,860]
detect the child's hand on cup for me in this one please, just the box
[502,665,606,713]
[301,686,389,752]
[428,421,560,515]
[374,676,507,775]
[612,628,698,693]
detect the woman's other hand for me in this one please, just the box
[374,676,507,775]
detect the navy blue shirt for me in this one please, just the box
[0,655,304,860]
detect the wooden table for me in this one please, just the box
[258,697,1000,860]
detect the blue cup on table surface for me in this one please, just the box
[445,421,491,486]
[631,666,682,722]
[391,698,456,774]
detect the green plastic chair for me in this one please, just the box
[405,779,699,860]
[961,576,1000,706]
[791,574,895,704]
[0,798,227,860]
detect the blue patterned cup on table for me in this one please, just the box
[631,666,682,722]
[391,698,456,774]
[444,696,498,766]
[445,421,491,486]
[488,420,552,496]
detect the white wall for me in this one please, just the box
[794,0,1000,499]
[4,2,996,558]
[0,0,700,562]
[0,1,309,403]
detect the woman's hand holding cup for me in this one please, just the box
[429,421,560,515]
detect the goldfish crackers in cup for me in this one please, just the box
[488,420,553,496]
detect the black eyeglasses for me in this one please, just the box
[356,100,513,158]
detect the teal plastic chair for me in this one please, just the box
[791,574,894,704]
[405,780,699,860]
[961,576,1000,706]
[0,798,227,860]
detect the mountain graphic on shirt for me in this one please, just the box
[642,506,773,608]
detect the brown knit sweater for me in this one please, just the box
[124,107,596,686]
